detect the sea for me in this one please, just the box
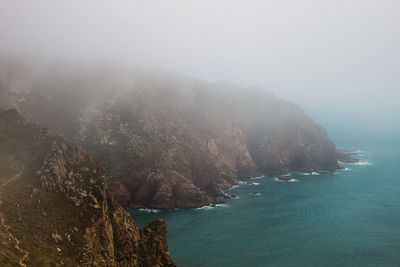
[129,111,400,267]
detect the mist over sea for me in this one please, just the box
[130,109,400,267]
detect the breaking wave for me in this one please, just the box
[353,161,373,166]
[227,185,240,191]
[196,204,229,210]
[274,177,299,183]
[138,208,161,213]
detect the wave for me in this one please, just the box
[341,149,365,155]
[215,203,229,208]
[343,161,372,166]
[138,208,161,213]
[353,161,373,166]
[274,177,299,183]
[296,171,323,175]
[196,203,229,210]
[227,185,239,191]
[250,176,264,180]
[237,181,260,186]
[250,193,263,196]
[196,205,214,210]
[339,158,372,166]
[227,179,261,191]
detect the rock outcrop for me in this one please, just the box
[0,57,346,209]
[0,108,175,266]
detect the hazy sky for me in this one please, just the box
[1,0,399,113]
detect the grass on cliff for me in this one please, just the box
[0,109,97,265]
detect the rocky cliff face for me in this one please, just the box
[0,108,175,266]
[0,58,342,209]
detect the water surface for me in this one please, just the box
[130,126,400,266]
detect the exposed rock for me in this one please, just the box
[0,109,175,266]
[336,149,359,164]
[51,232,63,244]
[0,57,346,209]
[277,176,291,181]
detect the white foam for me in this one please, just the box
[298,172,311,175]
[274,177,299,183]
[343,167,351,171]
[250,193,263,196]
[138,208,161,213]
[311,172,320,175]
[339,158,372,166]
[196,205,214,210]
[353,161,373,166]
[250,176,264,180]
[227,185,239,191]
[350,149,368,155]
[342,149,364,155]
[282,173,292,177]
[237,181,260,186]
[196,203,229,210]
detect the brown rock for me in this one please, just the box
[277,176,291,181]
[0,58,342,209]
[0,109,176,266]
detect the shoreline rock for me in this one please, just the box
[0,57,347,209]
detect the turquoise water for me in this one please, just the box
[130,123,400,266]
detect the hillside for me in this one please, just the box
[0,108,175,266]
[0,57,343,209]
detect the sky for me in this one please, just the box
[0,0,399,126]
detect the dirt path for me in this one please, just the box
[0,171,29,266]
[1,171,23,187]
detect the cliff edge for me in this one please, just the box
[0,108,175,266]
[0,58,347,209]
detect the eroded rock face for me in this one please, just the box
[0,58,341,208]
[0,108,175,266]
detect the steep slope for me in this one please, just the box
[0,57,343,209]
[0,108,175,266]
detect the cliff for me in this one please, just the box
[0,57,343,209]
[0,108,175,266]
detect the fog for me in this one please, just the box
[1,0,399,130]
